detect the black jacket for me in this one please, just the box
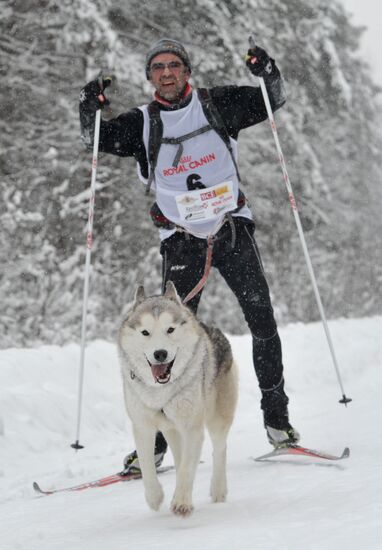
[79,67,286,180]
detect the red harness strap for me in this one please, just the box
[182,235,214,304]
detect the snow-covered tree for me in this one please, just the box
[0,0,381,347]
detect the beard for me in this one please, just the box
[154,70,189,103]
[157,81,185,101]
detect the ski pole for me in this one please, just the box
[248,36,351,405]
[71,75,112,450]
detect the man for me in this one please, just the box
[79,38,299,473]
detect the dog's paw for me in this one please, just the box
[210,491,227,503]
[145,482,164,511]
[210,478,227,503]
[171,500,194,517]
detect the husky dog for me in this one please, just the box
[118,281,238,516]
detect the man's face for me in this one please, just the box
[148,52,190,102]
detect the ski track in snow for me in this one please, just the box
[1,317,381,550]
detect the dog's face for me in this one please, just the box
[119,282,201,386]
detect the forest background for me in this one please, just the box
[1,0,381,347]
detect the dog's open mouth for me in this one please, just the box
[148,358,175,384]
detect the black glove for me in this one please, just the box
[79,76,112,111]
[245,46,273,77]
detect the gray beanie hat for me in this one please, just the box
[145,38,192,79]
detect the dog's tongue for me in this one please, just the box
[151,363,169,380]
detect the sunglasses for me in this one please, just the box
[150,61,184,73]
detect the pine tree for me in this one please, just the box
[0,0,381,346]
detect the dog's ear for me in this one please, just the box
[164,281,182,304]
[133,285,146,308]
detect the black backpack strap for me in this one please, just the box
[146,101,211,191]
[146,102,163,194]
[145,92,246,228]
[162,125,211,167]
[197,88,241,183]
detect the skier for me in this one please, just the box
[79,38,300,474]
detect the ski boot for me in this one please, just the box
[265,424,300,449]
[121,432,168,475]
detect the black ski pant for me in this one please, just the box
[153,217,290,455]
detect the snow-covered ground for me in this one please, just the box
[1,316,381,550]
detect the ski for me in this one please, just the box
[33,465,174,496]
[254,444,350,462]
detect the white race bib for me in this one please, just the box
[175,181,237,222]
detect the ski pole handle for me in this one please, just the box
[97,73,113,91]
[96,73,113,105]
[244,36,257,63]
[248,35,256,50]
[245,36,273,76]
